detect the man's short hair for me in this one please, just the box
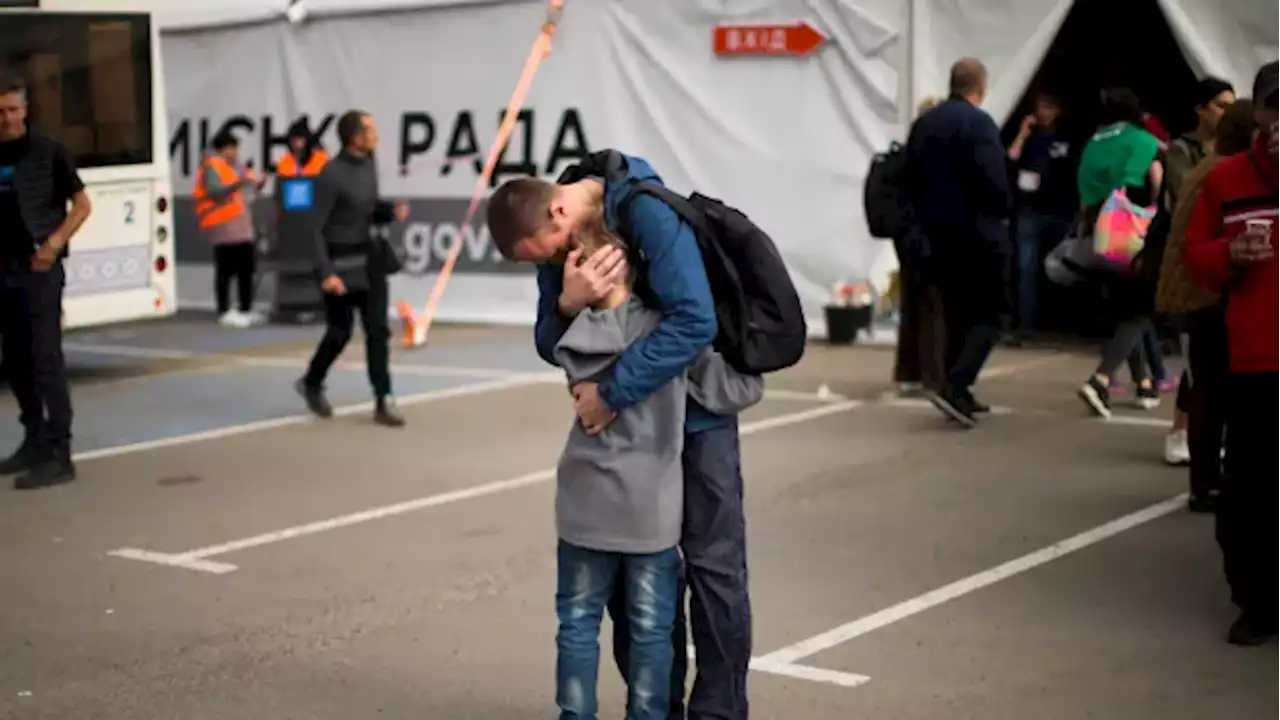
[210,129,239,151]
[0,71,25,97]
[1216,99,1257,156]
[949,58,987,98]
[486,177,558,259]
[337,110,368,147]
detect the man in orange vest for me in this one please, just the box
[194,130,265,328]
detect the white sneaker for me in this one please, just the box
[1164,429,1191,466]
[218,310,252,329]
[242,310,266,326]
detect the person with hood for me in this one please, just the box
[1184,61,1279,647]
[486,150,752,720]
[276,117,329,179]
[272,118,330,322]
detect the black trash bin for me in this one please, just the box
[825,304,873,345]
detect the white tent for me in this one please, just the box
[157,0,1278,327]
[45,0,291,32]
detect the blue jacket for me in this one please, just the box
[533,155,726,432]
[905,98,1011,251]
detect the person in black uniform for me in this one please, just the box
[0,73,92,489]
[295,109,407,427]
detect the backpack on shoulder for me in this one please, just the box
[864,141,909,240]
[562,150,807,375]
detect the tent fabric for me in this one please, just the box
[161,0,909,327]
[46,0,293,32]
[157,0,1277,326]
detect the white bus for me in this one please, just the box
[1,2,175,330]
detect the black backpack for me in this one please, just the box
[561,151,807,375]
[864,141,909,240]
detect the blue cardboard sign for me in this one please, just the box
[281,178,314,212]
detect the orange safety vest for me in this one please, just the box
[192,155,247,230]
[276,149,329,177]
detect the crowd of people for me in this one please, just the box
[891,57,1278,647]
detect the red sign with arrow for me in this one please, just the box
[713,21,827,57]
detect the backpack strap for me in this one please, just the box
[628,180,710,236]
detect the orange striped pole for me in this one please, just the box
[400,0,565,347]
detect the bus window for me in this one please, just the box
[0,13,152,168]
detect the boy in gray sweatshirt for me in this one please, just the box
[551,231,763,720]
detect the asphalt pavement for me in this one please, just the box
[0,317,1273,719]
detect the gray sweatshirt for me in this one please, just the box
[311,151,384,289]
[553,297,764,553]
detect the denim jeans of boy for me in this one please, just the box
[610,421,753,720]
[556,540,680,720]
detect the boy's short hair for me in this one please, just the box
[487,177,558,258]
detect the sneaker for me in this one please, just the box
[967,393,992,415]
[1164,429,1191,466]
[897,381,925,397]
[219,310,252,329]
[374,396,406,428]
[1187,492,1219,514]
[295,379,334,419]
[1078,376,1112,418]
[1227,613,1276,646]
[1157,376,1179,394]
[929,387,977,428]
[1135,383,1161,410]
[0,440,45,476]
[14,447,76,490]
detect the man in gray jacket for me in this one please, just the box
[551,240,762,719]
[296,110,406,427]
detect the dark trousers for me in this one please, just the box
[1013,212,1069,332]
[1185,307,1227,498]
[303,272,392,397]
[1216,371,1278,624]
[937,252,1005,391]
[1,264,73,449]
[609,421,750,720]
[892,258,947,390]
[213,242,256,315]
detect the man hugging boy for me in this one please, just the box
[551,226,763,720]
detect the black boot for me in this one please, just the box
[14,445,76,490]
[1227,612,1276,646]
[0,439,45,476]
[295,379,334,418]
[374,396,405,428]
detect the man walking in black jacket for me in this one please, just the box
[295,110,407,427]
[904,58,1012,427]
[0,73,92,488]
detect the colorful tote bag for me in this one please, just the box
[1092,188,1156,273]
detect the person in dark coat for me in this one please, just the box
[295,110,407,427]
[903,58,1012,427]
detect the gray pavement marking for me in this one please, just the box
[754,493,1189,681]
[105,399,868,576]
[74,371,560,464]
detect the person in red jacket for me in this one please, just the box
[1182,61,1278,647]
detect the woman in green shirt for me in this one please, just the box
[1074,87,1166,419]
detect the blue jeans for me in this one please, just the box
[557,540,681,720]
[610,421,752,720]
[1014,212,1070,332]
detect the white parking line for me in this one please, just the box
[107,400,867,575]
[755,493,1188,668]
[75,372,559,463]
